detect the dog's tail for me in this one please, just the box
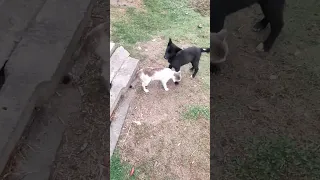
[200,48,210,53]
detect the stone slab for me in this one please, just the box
[0,0,93,174]
[110,42,116,56]
[110,57,139,116]
[110,88,135,158]
[0,0,47,68]
[109,46,130,83]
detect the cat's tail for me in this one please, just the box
[200,48,210,53]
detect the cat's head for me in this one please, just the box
[210,29,229,64]
[172,70,182,82]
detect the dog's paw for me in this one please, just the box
[144,89,149,93]
[174,82,179,85]
[164,88,169,91]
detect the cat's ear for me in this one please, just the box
[216,29,227,42]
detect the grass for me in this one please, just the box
[111,150,137,180]
[111,0,209,46]
[182,105,210,120]
[226,137,320,180]
[111,0,210,87]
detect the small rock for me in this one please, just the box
[248,106,259,111]
[138,46,142,50]
[152,39,156,42]
[78,142,88,154]
[256,43,264,52]
[198,24,203,28]
[185,12,189,15]
[269,75,278,80]
[133,121,141,125]
[78,86,84,96]
[145,49,148,52]
[294,50,301,56]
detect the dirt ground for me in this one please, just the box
[116,38,210,179]
[211,1,320,179]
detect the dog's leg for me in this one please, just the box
[253,2,270,32]
[174,67,181,85]
[257,0,285,52]
[191,62,199,78]
[168,64,173,69]
[192,67,199,78]
[161,80,169,91]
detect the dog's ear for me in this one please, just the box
[217,29,227,42]
[168,38,172,44]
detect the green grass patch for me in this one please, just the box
[111,150,137,180]
[182,105,210,120]
[111,0,209,46]
[226,137,320,180]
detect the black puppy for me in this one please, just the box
[164,38,210,79]
[211,0,285,52]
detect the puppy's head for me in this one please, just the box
[164,38,182,60]
[210,29,229,64]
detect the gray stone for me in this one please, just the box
[110,42,116,56]
[0,0,93,174]
[0,0,46,68]
[110,57,139,116]
[110,88,135,158]
[109,46,130,83]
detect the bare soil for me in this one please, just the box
[211,2,320,179]
[116,37,210,180]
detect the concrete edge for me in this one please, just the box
[0,0,95,174]
[110,57,139,116]
[110,88,136,158]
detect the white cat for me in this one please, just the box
[137,67,181,93]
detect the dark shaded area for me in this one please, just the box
[0,60,8,90]
[211,0,320,179]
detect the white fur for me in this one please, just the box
[139,68,181,93]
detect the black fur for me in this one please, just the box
[164,38,210,78]
[211,0,285,52]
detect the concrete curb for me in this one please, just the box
[110,88,135,158]
[0,0,47,69]
[110,57,139,116]
[0,0,94,174]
